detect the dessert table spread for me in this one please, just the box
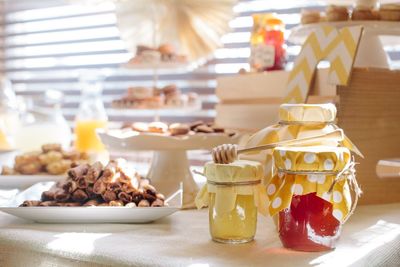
[0,203,399,267]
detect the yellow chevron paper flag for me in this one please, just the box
[284,26,363,103]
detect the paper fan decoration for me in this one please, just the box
[114,0,237,61]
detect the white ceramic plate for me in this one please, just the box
[289,21,400,44]
[0,206,180,223]
[0,182,182,223]
[0,175,65,189]
[98,129,240,151]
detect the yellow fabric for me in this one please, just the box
[267,146,352,223]
[242,103,362,184]
[279,103,336,122]
[203,160,264,183]
[273,146,350,172]
[283,26,363,103]
[195,160,269,216]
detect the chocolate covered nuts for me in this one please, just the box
[19,160,166,208]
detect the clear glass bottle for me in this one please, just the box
[195,160,268,244]
[15,90,72,152]
[74,72,108,153]
[0,77,20,149]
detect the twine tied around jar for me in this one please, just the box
[277,157,362,223]
[278,120,335,126]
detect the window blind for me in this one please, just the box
[3,0,400,125]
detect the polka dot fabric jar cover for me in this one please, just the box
[268,146,353,222]
[241,104,362,184]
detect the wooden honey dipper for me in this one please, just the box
[212,129,344,164]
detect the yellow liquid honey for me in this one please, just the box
[74,120,107,152]
[209,193,257,243]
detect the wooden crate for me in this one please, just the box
[216,69,336,131]
[337,68,400,205]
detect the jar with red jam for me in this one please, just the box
[250,15,287,71]
[267,146,360,251]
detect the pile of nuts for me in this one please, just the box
[1,144,88,175]
[20,159,165,207]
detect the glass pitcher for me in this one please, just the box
[0,77,19,150]
[74,71,108,153]
[15,90,72,152]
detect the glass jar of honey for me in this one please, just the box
[268,146,361,251]
[195,160,268,244]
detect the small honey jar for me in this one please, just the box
[196,160,268,244]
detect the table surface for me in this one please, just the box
[0,203,399,267]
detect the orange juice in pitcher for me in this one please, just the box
[74,72,108,153]
[75,120,107,152]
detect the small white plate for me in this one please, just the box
[0,206,180,223]
[0,182,182,223]
[0,175,65,189]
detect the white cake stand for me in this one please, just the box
[98,130,240,208]
[289,21,400,68]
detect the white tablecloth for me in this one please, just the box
[0,203,399,267]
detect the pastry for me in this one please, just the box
[169,123,190,136]
[136,45,154,55]
[120,120,235,137]
[165,92,186,107]
[158,44,175,55]
[326,5,349,21]
[187,93,199,105]
[127,87,155,100]
[148,122,168,133]
[2,144,88,175]
[301,9,321,24]
[39,151,63,165]
[42,143,62,153]
[131,122,149,132]
[46,160,72,175]
[379,4,400,21]
[189,121,205,130]
[162,84,178,96]
[352,7,377,20]
[195,125,214,134]
[140,50,161,63]
[1,166,16,175]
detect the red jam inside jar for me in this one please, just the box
[264,18,286,71]
[278,192,341,252]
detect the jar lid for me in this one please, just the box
[205,160,263,184]
[279,103,336,123]
[197,160,268,215]
[273,146,351,172]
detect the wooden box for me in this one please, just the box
[216,68,400,205]
[216,69,336,131]
[337,68,400,205]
